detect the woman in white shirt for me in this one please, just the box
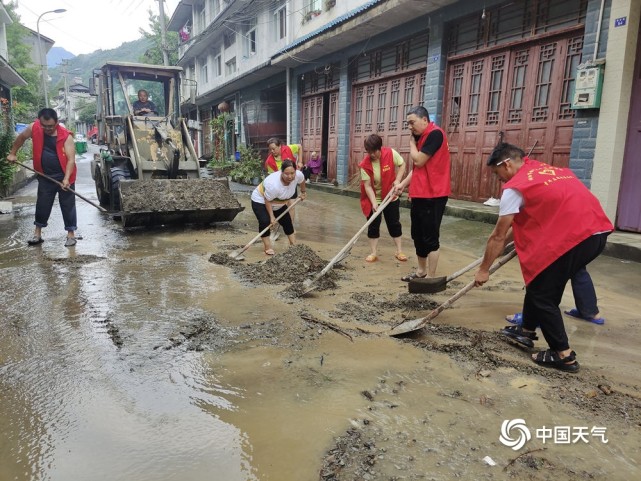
[250,160,307,255]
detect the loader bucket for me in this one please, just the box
[118,179,244,229]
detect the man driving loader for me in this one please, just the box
[133,89,158,116]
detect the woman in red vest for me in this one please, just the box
[7,108,78,247]
[359,134,407,263]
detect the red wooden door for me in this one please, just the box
[302,94,323,163]
[617,20,641,232]
[326,91,338,181]
[350,71,425,180]
[445,32,582,202]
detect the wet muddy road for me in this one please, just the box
[1,147,641,481]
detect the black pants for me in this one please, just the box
[367,199,402,239]
[410,196,448,257]
[35,177,77,231]
[251,201,294,237]
[521,233,609,351]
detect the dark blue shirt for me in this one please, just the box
[41,134,64,179]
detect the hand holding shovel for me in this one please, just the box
[228,198,302,260]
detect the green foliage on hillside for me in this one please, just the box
[48,37,155,91]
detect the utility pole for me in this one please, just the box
[62,59,70,124]
[157,0,169,66]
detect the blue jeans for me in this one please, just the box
[570,267,598,318]
[35,177,77,231]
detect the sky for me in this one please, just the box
[15,0,181,56]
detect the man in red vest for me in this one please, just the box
[395,106,451,282]
[7,108,78,247]
[474,143,613,372]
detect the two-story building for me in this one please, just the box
[169,0,641,233]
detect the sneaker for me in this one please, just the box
[64,237,77,247]
[483,197,501,207]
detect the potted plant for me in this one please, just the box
[208,113,235,176]
[229,144,264,185]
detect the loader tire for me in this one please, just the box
[110,167,130,211]
[94,167,110,206]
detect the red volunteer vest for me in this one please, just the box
[32,121,76,184]
[505,158,613,285]
[408,122,451,199]
[358,147,396,217]
[265,145,295,173]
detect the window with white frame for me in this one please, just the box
[307,0,322,13]
[200,59,208,84]
[243,18,257,56]
[274,4,286,40]
[225,57,236,76]
[214,54,222,77]
[212,0,221,17]
[199,7,207,32]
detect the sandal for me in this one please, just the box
[365,254,378,263]
[27,236,44,246]
[401,272,427,282]
[395,252,408,262]
[500,325,538,348]
[506,312,523,324]
[264,248,275,256]
[532,349,580,372]
[564,308,605,325]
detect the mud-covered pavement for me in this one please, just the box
[1,146,640,481]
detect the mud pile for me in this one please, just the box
[209,244,340,291]
[120,179,243,212]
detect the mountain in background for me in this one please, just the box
[47,46,75,68]
[48,37,154,90]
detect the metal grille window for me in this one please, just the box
[467,60,484,126]
[559,35,583,119]
[354,87,363,133]
[448,65,464,128]
[350,32,428,83]
[508,49,529,124]
[448,0,587,56]
[486,55,505,125]
[532,42,556,122]
[389,79,400,131]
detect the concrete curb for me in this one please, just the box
[307,182,640,264]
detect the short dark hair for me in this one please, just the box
[138,89,148,95]
[38,108,58,122]
[486,143,525,166]
[281,159,295,171]
[407,106,429,119]
[364,134,383,153]
[267,137,282,147]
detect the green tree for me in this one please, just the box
[5,1,41,121]
[138,8,179,65]
[76,98,97,124]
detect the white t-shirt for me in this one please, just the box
[498,188,524,216]
[250,170,305,207]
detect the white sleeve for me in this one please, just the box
[295,170,305,185]
[499,188,524,216]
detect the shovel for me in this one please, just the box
[10,159,108,213]
[301,190,396,296]
[228,197,302,260]
[388,247,517,336]
[408,242,514,294]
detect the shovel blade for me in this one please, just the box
[408,276,447,294]
[387,317,428,336]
